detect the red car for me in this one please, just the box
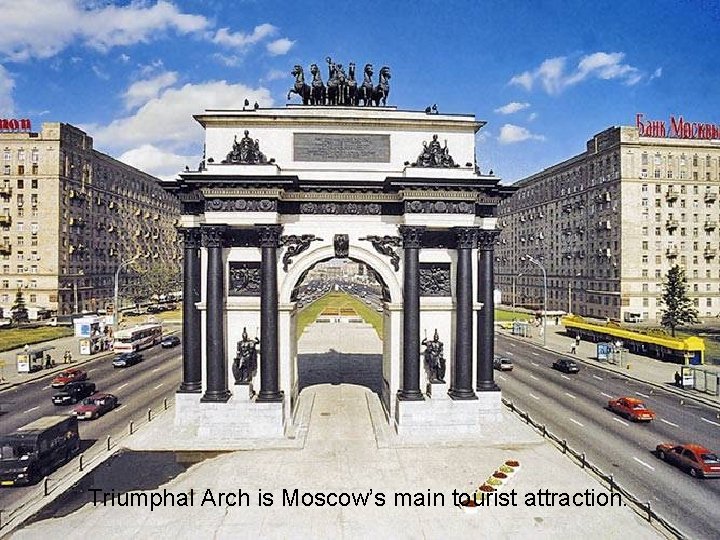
[72,393,118,420]
[656,443,720,478]
[607,396,655,422]
[51,368,88,389]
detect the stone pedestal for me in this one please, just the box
[233,382,255,402]
[426,382,450,400]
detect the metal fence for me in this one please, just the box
[0,393,175,534]
[502,398,685,540]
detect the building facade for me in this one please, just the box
[495,125,720,322]
[0,122,180,318]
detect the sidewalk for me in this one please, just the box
[498,321,720,410]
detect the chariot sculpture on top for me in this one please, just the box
[288,58,390,107]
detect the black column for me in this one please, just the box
[201,226,231,403]
[449,227,478,400]
[398,225,425,401]
[178,228,202,393]
[256,224,284,403]
[477,230,501,392]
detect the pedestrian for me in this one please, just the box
[674,371,681,387]
[45,354,52,369]
[570,341,576,355]
[575,335,580,348]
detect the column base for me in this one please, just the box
[177,382,202,394]
[397,389,425,401]
[476,381,501,392]
[200,390,232,403]
[448,388,478,400]
[426,382,450,400]
[256,390,285,403]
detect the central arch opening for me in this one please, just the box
[293,257,387,395]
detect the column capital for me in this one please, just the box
[257,224,283,247]
[201,225,226,248]
[453,226,479,249]
[178,227,203,249]
[477,229,501,250]
[398,225,425,248]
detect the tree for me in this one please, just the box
[659,265,699,337]
[128,260,181,303]
[10,289,29,324]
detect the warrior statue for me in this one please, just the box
[287,65,310,105]
[422,329,446,383]
[232,327,259,384]
[358,63,374,106]
[373,66,391,106]
[309,63,326,105]
[347,62,358,106]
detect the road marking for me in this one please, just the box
[509,343,516,347]
[506,351,515,356]
[660,419,679,428]
[569,418,584,427]
[531,361,539,367]
[153,383,163,390]
[117,383,129,391]
[528,393,540,400]
[42,384,51,390]
[86,369,94,373]
[593,375,603,381]
[633,457,655,471]
[701,417,720,427]
[531,352,540,356]
[601,392,613,398]
[152,367,161,373]
[564,392,576,399]
[613,417,629,426]
[635,391,650,398]
[496,374,506,381]
[561,374,571,380]
[530,375,539,381]
[24,406,40,413]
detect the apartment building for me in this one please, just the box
[495,123,720,322]
[0,121,180,318]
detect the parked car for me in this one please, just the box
[552,358,580,373]
[52,381,96,405]
[655,443,720,478]
[51,368,88,389]
[607,396,655,422]
[112,352,142,368]
[160,335,181,348]
[72,393,118,420]
[493,355,514,371]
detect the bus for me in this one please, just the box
[113,323,163,353]
[0,415,80,486]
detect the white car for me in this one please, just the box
[493,356,514,371]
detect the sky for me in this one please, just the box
[1,0,719,183]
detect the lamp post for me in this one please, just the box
[525,255,547,347]
[114,256,138,329]
[512,272,523,313]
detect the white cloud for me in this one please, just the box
[119,53,131,64]
[527,112,538,122]
[509,51,644,94]
[498,124,545,144]
[0,0,210,61]
[266,38,295,56]
[118,144,196,181]
[212,23,277,48]
[211,53,242,67]
[650,67,662,80]
[263,69,287,82]
[92,64,110,80]
[123,71,178,110]
[0,65,15,115]
[494,102,530,115]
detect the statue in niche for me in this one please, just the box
[422,329,446,383]
[222,130,268,164]
[232,327,259,384]
[413,134,459,168]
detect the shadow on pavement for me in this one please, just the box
[298,351,383,395]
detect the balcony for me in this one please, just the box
[0,242,11,255]
[704,248,717,259]
[596,220,611,230]
[665,188,679,201]
[705,191,717,203]
[666,247,679,258]
[665,219,679,230]
[704,220,717,231]
[0,215,11,226]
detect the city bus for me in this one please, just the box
[113,323,163,353]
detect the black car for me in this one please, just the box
[112,352,142,368]
[161,335,181,348]
[52,381,96,405]
[552,358,580,373]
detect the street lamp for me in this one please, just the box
[524,255,547,347]
[114,256,139,329]
[512,272,523,313]
[567,272,582,315]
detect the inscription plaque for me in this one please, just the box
[294,133,390,163]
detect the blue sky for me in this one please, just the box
[1,0,718,182]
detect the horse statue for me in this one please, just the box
[358,63,374,106]
[309,63,326,105]
[325,57,340,105]
[373,66,391,106]
[346,63,358,106]
[287,65,310,105]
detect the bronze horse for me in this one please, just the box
[358,63,374,106]
[373,66,391,107]
[346,63,358,106]
[287,65,310,105]
[309,63,326,106]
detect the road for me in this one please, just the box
[0,342,181,513]
[496,334,720,540]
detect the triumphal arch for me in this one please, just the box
[166,59,514,441]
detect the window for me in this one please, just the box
[31,149,38,163]
[641,184,648,193]
[707,298,713,308]
[642,241,648,250]
[642,255,648,263]
[655,184,662,193]
[31,179,37,189]
[16,236,23,247]
[31,164,38,175]
[1,279,7,288]
[4,165,10,175]
[17,179,23,189]
[17,165,24,175]
[642,226,648,236]
[29,293,36,303]
[654,169,661,178]
[3,150,9,161]
[17,149,24,161]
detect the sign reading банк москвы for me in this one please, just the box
[636,113,720,140]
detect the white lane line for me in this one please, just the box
[85,369,94,373]
[701,417,720,427]
[24,406,40,413]
[530,375,539,381]
[633,457,655,471]
[569,418,584,427]
[661,419,679,428]
[117,383,129,391]
[509,343,516,347]
[496,374,507,381]
[531,352,540,356]
[531,361,539,367]
[42,384,51,390]
[153,383,163,390]
[528,393,540,400]
[151,367,161,373]
[561,374,571,380]
[613,417,629,426]
[564,392,576,399]
[635,391,650,398]
[601,392,613,398]
[593,375,603,381]
[506,351,515,356]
